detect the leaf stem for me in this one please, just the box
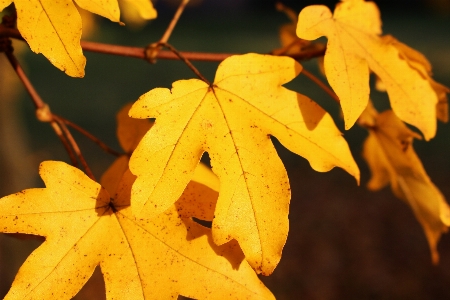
[156,42,211,85]
[50,121,79,167]
[53,116,96,181]
[301,69,340,104]
[58,116,123,157]
[147,0,190,62]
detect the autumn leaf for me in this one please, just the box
[128,53,359,275]
[0,161,274,299]
[296,0,439,140]
[0,0,123,77]
[362,108,450,264]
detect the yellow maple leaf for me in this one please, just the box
[296,0,438,140]
[362,109,450,264]
[0,0,123,77]
[0,161,274,299]
[128,53,360,275]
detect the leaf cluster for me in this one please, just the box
[0,0,449,298]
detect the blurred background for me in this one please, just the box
[1,0,450,299]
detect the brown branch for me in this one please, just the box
[3,50,99,177]
[58,115,123,157]
[80,40,235,62]
[4,51,46,109]
[301,69,340,104]
[0,25,22,40]
[1,26,325,63]
[147,0,190,62]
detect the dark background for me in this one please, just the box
[1,0,450,299]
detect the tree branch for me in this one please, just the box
[3,50,97,179]
[4,50,46,109]
[1,26,325,62]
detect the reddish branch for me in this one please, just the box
[81,40,236,62]
[4,51,46,109]
[0,26,325,62]
[3,50,98,180]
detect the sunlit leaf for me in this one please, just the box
[1,0,122,77]
[297,0,438,139]
[129,53,359,274]
[0,161,274,299]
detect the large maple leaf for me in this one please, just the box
[0,161,273,299]
[361,106,450,264]
[128,53,360,275]
[296,0,439,140]
[0,0,156,77]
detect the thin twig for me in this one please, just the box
[301,69,340,104]
[50,122,79,166]
[157,42,211,85]
[53,116,96,181]
[147,0,190,62]
[58,115,123,157]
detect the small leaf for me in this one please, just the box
[1,0,125,77]
[14,0,86,77]
[120,0,157,27]
[75,0,120,22]
[363,110,450,264]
